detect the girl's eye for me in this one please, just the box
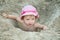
[32,18,34,20]
[26,19,29,20]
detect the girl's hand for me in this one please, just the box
[2,13,8,18]
[42,25,48,30]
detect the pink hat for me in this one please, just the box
[20,5,39,19]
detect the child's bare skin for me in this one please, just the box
[2,13,47,32]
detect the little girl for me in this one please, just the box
[2,5,47,32]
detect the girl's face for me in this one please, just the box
[23,15,36,26]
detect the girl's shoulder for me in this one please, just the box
[16,17,23,23]
[34,23,40,27]
[35,22,41,25]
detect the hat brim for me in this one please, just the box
[20,12,39,19]
[21,12,38,16]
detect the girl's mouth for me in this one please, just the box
[29,24,32,25]
[28,24,33,26]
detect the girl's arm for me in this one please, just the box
[2,13,17,19]
[35,23,47,30]
[2,13,23,23]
